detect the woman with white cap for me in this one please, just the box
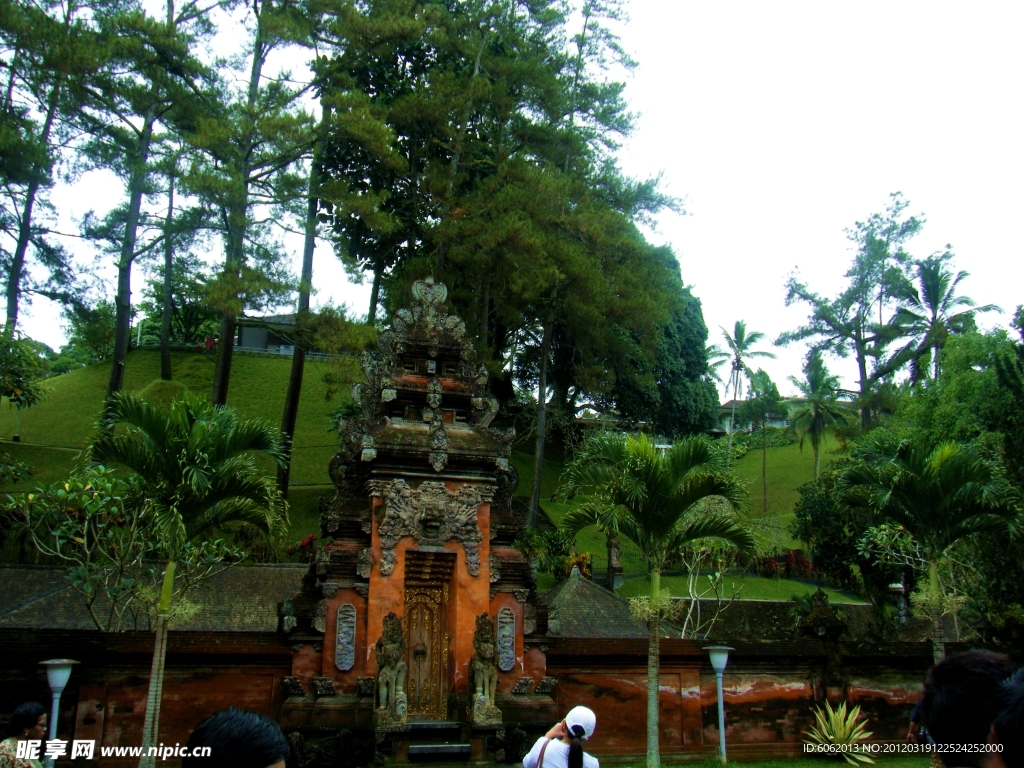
[522,706,599,768]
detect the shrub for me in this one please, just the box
[804,701,874,765]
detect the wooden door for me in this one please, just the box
[404,584,449,718]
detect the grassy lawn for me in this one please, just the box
[733,435,842,520]
[0,349,343,486]
[0,350,345,543]
[616,573,865,603]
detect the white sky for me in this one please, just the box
[20,0,1024,399]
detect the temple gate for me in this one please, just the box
[279,279,544,761]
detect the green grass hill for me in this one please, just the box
[2,355,859,601]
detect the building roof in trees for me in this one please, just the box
[0,564,307,633]
[539,568,678,638]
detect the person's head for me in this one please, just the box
[993,669,1024,768]
[7,702,46,740]
[921,650,1017,767]
[563,706,596,768]
[182,708,289,768]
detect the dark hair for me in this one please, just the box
[921,650,1017,767]
[8,702,46,736]
[182,708,289,768]
[567,723,585,768]
[994,669,1024,768]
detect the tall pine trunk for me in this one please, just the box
[6,88,59,330]
[210,14,267,405]
[367,258,382,325]
[278,145,320,495]
[107,108,156,398]
[528,289,557,527]
[159,170,175,381]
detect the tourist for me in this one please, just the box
[991,669,1024,768]
[0,701,47,768]
[523,706,599,768]
[181,708,289,768]
[920,650,1017,767]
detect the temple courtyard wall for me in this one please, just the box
[0,625,939,766]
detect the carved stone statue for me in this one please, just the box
[467,613,502,725]
[374,612,408,729]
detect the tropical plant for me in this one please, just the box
[557,433,754,768]
[720,321,776,453]
[705,343,729,384]
[779,193,924,429]
[840,432,1019,659]
[788,353,854,479]
[8,466,245,632]
[88,392,287,765]
[890,254,999,382]
[0,329,45,441]
[804,700,874,765]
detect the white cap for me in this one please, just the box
[565,706,596,740]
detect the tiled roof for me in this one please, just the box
[539,568,677,639]
[0,564,306,633]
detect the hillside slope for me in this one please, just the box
[1,349,341,487]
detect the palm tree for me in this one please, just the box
[705,343,729,385]
[89,392,287,768]
[787,353,852,480]
[720,321,776,453]
[891,254,999,382]
[840,432,1018,660]
[558,434,754,768]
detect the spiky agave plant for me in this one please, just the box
[805,701,875,765]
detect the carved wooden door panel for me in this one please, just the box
[404,584,448,719]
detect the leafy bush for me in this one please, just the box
[757,550,815,579]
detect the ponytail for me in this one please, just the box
[567,724,585,768]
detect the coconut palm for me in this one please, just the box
[890,255,999,382]
[89,392,287,768]
[787,353,853,480]
[558,434,753,768]
[705,343,729,384]
[720,321,776,453]
[840,431,1019,659]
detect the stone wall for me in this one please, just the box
[2,628,950,766]
[0,629,292,767]
[536,637,936,764]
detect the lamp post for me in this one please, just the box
[705,646,733,765]
[39,659,79,768]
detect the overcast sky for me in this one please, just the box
[25,0,1024,399]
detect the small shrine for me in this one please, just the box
[280,278,545,761]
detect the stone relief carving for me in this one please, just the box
[357,548,373,579]
[374,612,408,729]
[428,416,449,473]
[467,613,501,725]
[312,600,327,633]
[533,676,557,696]
[335,604,357,672]
[497,607,516,672]
[313,677,337,697]
[370,479,484,576]
[282,676,306,698]
[510,677,534,695]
